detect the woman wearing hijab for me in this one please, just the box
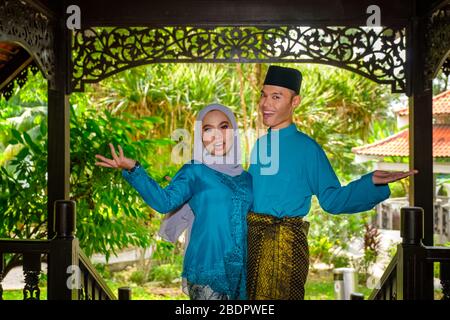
[95,104,252,300]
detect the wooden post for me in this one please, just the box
[47,0,71,240]
[0,252,3,300]
[47,200,79,300]
[118,287,132,300]
[46,0,74,300]
[396,207,431,300]
[405,0,434,298]
[350,293,364,300]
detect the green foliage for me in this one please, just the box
[0,71,172,261]
[130,270,147,285]
[330,255,350,269]
[69,103,164,258]
[388,244,398,259]
[94,263,112,280]
[308,199,370,266]
[148,263,182,286]
[151,240,177,264]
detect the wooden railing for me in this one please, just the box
[78,249,116,300]
[0,200,131,300]
[368,252,398,300]
[367,207,450,300]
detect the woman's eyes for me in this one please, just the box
[204,127,211,132]
[221,125,229,129]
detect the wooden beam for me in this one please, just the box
[69,0,412,27]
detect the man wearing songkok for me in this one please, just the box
[247,65,417,300]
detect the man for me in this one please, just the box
[247,65,417,300]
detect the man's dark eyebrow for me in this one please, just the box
[261,90,283,95]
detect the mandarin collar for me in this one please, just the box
[268,123,297,137]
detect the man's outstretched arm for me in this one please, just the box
[306,142,410,215]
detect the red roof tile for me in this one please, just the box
[396,89,450,116]
[352,125,450,158]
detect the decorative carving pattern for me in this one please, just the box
[0,62,40,100]
[73,26,406,93]
[442,57,450,77]
[425,7,450,81]
[23,270,40,300]
[442,279,450,300]
[0,0,54,86]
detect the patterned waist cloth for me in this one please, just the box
[247,212,310,300]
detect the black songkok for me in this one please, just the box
[263,66,302,94]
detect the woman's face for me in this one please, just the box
[202,110,234,156]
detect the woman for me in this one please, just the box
[95,104,252,300]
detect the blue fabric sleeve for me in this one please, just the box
[307,143,391,214]
[122,164,195,214]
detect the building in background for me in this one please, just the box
[352,90,450,244]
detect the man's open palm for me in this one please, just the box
[372,169,418,185]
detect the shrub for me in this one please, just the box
[130,270,147,285]
[148,264,182,286]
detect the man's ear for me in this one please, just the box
[292,95,301,109]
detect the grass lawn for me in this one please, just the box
[305,270,373,300]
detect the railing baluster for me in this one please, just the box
[94,282,100,300]
[440,262,450,300]
[23,253,41,300]
[386,278,391,300]
[89,276,94,300]
[392,274,397,300]
[0,251,3,300]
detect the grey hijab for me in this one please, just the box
[158,104,243,247]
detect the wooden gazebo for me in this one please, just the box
[0,0,450,300]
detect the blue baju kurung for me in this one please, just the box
[122,161,253,299]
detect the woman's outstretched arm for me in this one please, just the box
[95,143,195,213]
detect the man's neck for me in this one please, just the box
[271,119,293,130]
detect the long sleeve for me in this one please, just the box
[306,142,391,215]
[122,163,195,214]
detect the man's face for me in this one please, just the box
[259,85,301,129]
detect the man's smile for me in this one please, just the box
[262,110,276,119]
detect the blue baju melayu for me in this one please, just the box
[249,123,390,217]
[246,123,391,299]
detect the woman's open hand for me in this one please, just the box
[372,169,418,185]
[95,143,136,170]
